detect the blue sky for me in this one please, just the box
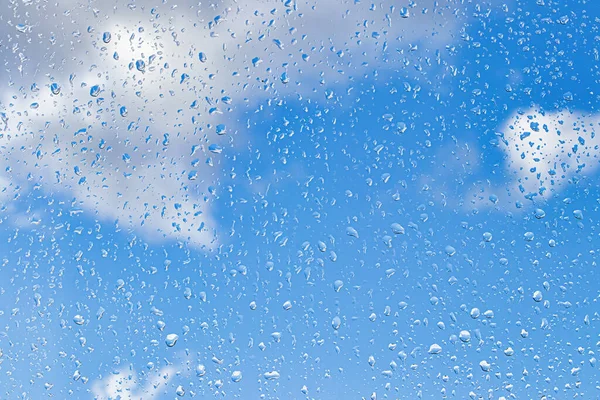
[0,0,599,399]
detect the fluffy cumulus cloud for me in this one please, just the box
[0,0,464,247]
[91,367,175,400]
[471,107,600,208]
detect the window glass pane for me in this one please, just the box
[0,0,598,399]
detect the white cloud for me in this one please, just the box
[0,0,465,247]
[469,107,600,208]
[91,366,176,400]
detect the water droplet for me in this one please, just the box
[482,232,492,242]
[252,57,262,67]
[102,32,112,43]
[264,371,280,380]
[391,223,405,234]
[479,360,491,372]
[524,232,535,241]
[533,290,543,302]
[428,344,442,354]
[119,106,128,117]
[216,124,227,135]
[333,280,344,292]
[50,83,61,95]
[445,245,456,256]
[90,85,101,97]
[165,333,179,347]
[231,370,242,382]
[282,300,292,310]
[534,208,546,219]
[196,364,206,376]
[175,385,185,396]
[135,60,146,72]
[331,316,341,330]
[198,52,207,62]
[73,315,85,325]
[346,227,359,238]
[368,355,376,367]
[208,144,223,154]
[317,241,327,252]
[459,330,471,342]
[470,308,480,319]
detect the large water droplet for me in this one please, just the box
[231,370,242,382]
[333,280,344,292]
[50,83,61,95]
[459,330,471,342]
[428,344,442,354]
[332,316,341,330]
[444,245,456,256]
[264,371,280,380]
[346,227,359,238]
[90,85,101,97]
[165,333,179,347]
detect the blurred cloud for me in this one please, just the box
[469,107,600,208]
[0,0,467,247]
[91,366,175,400]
